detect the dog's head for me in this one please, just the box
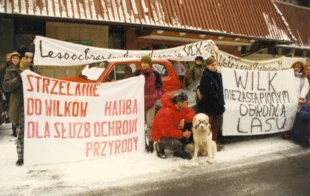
[193,113,211,133]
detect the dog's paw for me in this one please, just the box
[207,159,214,164]
[189,158,197,163]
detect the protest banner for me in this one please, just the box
[222,68,298,136]
[215,50,306,71]
[34,36,218,65]
[22,70,145,165]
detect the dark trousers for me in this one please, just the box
[14,105,25,160]
[209,115,222,141]
[159,122,193,151]
[159,137,183,152]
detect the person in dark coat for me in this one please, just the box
[3,47,40,166]
[197,57,225,147]
[0,52,20,137]
[133,55,164,153]
[0,53,12,96]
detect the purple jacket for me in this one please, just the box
[135,67,164,110]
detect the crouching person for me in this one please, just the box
[152,92,195,159]
[3,47,40,166]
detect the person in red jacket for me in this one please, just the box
[152,92,195,159]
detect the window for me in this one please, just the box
[80,61,107,81]
[153,63,168,78]
[267,47,278,55]
[106,63,136,81]
[295,49,303,57]
[109,26,125,49]
[14,19,45,49]
[282,48,292,56]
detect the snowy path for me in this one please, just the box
[0,123,305,196]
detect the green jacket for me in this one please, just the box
[3,65,39,124]
[185,64,204,86]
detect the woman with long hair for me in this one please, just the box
[197,57,225,150]
[282,61,309,139]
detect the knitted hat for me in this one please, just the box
[10,51,20,58]
[18,47,33,59]
[141,55,152,65]
[195,56,204,61]
[171,92,189,104]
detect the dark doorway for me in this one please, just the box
[14,19,46,50]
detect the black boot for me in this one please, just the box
[155,143,166,159]
[173,150,192,160]
[145,141,154,153]
[12,124,17,137]
[16,159,24,166]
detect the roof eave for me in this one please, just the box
[0,13,295,44]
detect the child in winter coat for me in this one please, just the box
[133,55,164,153]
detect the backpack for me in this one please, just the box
[134,69,163,89]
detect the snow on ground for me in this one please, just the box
[0,123,299,195]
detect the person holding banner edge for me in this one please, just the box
[3,47,40,166]
[133,55,164,153]
[196,57,225,151]
[281,61,309,139]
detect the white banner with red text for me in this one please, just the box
[22,70,145,165]
[34,36,218,65]
[222,68,298,136]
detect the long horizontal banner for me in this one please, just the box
[222,68,298,136]
[34,36,218,65]
[22,71,145,165]
[215,50,306,71]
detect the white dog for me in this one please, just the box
[190,113,217,164]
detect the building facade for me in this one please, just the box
[1,0,307,78]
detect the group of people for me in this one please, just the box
[137,54,225,160]
[172,56,205,89]
[0,47,39,166]
[139,54,310,160]
[1,50,309,166]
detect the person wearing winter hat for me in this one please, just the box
[3,47,40,166]
[152,92,195,159]
[10,51,20,66]
[8,52,20,136]
[0,52,20,137]
[133,55,164,153]
[184,56,204,87]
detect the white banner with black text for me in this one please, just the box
[34,36,218,65]
[222,68,298,136]
[215,50,306,71]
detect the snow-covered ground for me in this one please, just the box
[0,123,301,196]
